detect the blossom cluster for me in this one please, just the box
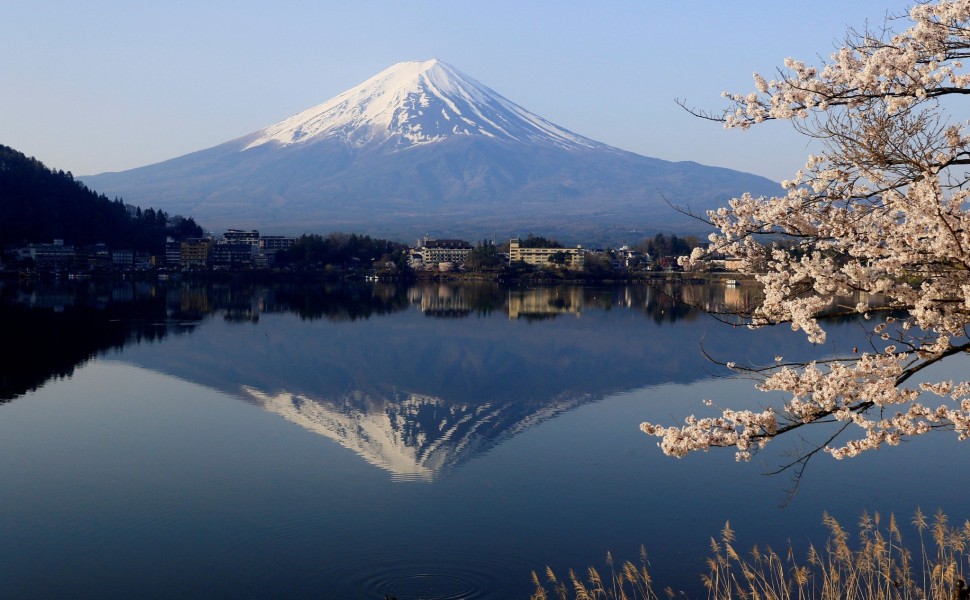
[645,0,970,461]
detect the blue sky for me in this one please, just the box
[2,1,911,183]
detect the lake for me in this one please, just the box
[1,278,968,599]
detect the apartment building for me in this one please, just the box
[508,238,584,270]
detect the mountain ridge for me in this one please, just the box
[81,59,780,243]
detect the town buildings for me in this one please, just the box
[5,229,722,276]
[6,229,297,273]
[175,230,297,270]
[409,237,474,269]
[508,238,585,270]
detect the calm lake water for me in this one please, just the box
[1,279,968,599]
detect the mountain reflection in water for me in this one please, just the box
[2,279,860,481]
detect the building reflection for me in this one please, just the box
[507,287,583,320]
[410,284,473,318]
[3,278,883,482]
[0,278,768,406]
[406,284,736,321]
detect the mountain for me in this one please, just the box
[81,59,780,242]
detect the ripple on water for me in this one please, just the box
[323,547,533,600]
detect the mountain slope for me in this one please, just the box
[243,58,603,152]
[0,144,203,250]
[81,59,779,241]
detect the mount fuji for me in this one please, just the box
[81,59,779,241]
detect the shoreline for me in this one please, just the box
[0,267,749,287]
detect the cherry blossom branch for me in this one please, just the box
[646,0,970,467]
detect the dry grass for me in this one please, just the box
[531,509,970,600]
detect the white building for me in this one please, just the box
[411,237,473,268]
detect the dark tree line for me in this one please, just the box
[277,233,408,269]
[464,240,504,271]
[518,234,564,249]
[273,282,411,322]
[0,145,203,252]
[638,233,702,258]
[0,282,186,402]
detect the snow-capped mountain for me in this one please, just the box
[81,59,780,241]
[245,59,603,152]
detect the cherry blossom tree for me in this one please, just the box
[640,0,970,468]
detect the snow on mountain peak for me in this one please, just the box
[244,59,602,151]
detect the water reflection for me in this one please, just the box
[240,386,578,482]
[1,278,960,600]
[508,286,582,320]
[1,278,875,482]
[0,280,200,402]
[274,282,411,321]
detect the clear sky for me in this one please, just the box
[1,0,912,183]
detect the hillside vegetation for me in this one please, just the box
[0,145,202,252]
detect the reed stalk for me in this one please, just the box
[531,510,970,600]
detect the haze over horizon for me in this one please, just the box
[3,0,909,184]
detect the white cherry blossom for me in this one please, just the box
[644,0,970,465]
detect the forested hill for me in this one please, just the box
[0,145,203,252]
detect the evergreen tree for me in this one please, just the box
[0,144,203,252]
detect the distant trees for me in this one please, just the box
[120,206,204,254]
[518,234,564,249]
[582,252,614,278]
[547,251,570,266]
[638,233,702,260]
[464,240,504,271]
[0,144,203,252]
[277,233,408,270]
[167,215,205,242]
